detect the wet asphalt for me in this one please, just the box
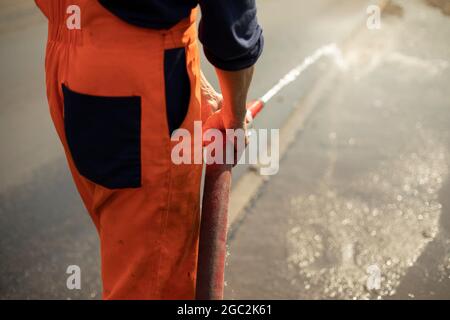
[224,0,450,300]
[1,0,449,299]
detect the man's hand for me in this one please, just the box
[201,70,253,166]
[201,72,223,122]
[201,66,254,133]
[201,71,248,134]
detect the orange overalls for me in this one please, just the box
[35,0,203,299]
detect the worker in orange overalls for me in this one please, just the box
[35,0,263,299]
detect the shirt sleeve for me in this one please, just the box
[198,0,264,71]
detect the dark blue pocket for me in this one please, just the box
[62,84,141,189]
[164,47,191,135]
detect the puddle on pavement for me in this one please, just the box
[286,129,449,299]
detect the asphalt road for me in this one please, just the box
[224,0,450,300]
[2,0,448,299]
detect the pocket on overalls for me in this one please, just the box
[164,47,191,135]
[62,84,142,189]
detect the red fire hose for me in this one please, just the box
[196,100,265,300]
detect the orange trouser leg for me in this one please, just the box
[36,0,203,299]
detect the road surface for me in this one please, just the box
[224,0,450,300]
[1,0,449,299]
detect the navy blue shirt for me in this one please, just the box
[98,0,264,71]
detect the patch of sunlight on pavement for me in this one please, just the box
[286,128,448,299]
